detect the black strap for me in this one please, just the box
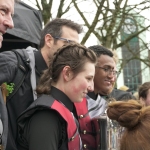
[99,117,107,150]
[7,49,30,100]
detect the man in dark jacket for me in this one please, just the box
[0,0,17,149]
[0,18,83,150]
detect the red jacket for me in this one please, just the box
[74,98,96,150]
[17,94,80,150]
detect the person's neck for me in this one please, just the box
[88,91,98,100]
[40,48,49,66]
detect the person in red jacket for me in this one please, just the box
[0,18,83,150]
[17,43,97,150]
[74,45,117,150]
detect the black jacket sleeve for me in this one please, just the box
[0,51,17,84]
[18,109,68,150]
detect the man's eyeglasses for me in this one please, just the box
[96,66,120,76]
[52,36,74,43]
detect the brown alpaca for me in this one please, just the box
[107,100,150,150]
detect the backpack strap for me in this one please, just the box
[26,48,37,100]
[7,49,30,100]
[7,47,38,101]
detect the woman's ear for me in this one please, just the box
[62,66,73,81]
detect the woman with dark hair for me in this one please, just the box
[138,81,150,106]
[107,99,150,150]
[17,43,97,150]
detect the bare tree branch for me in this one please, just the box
[25,0,150,78]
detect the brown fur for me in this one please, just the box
[107,100,150,150]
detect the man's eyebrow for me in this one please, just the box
[103,65,115,69]
[0,4,14,15]
[0,4,7,9]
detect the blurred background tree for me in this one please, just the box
[23,0,150,91]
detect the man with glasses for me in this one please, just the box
[0,18,83,150]
[52,36,74,43]
[75,45,136,149]
[87,45,117,116]
[74,45,118,149]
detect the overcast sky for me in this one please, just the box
[21,0,150,46]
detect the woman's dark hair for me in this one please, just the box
[36,43,97,94]
[138,82,150,99]
[107,100,150,150]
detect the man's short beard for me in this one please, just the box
[99,87,114,96]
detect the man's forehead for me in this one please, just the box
[97,55,116,67]
[0,0,15,14]
[10,0,15,15]
[61,26,79,43]
[97,54,114,62]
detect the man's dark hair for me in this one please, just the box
[88,45,113,58]
[39,18,83,49]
